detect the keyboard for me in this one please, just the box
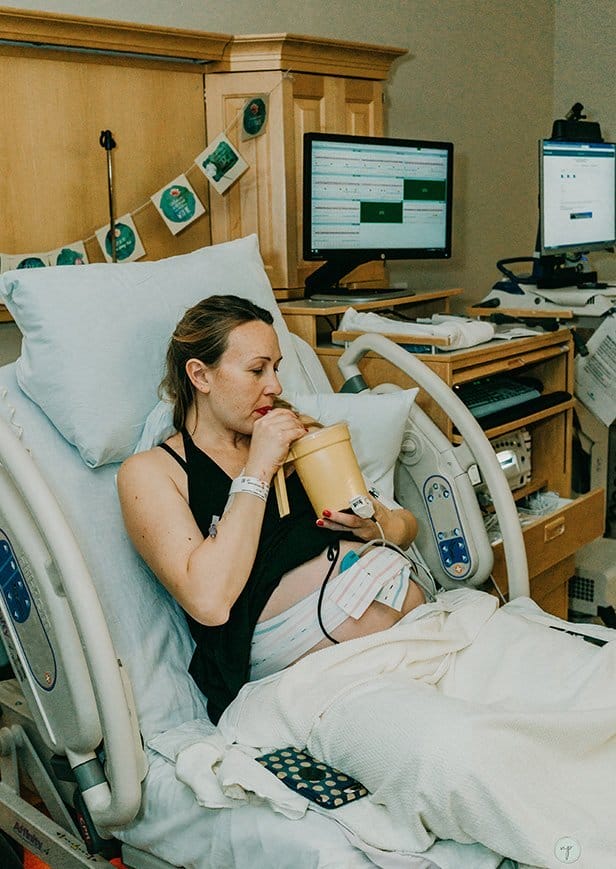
[454,376,543,419]
[307,289,415,304]
[474,392,572,430]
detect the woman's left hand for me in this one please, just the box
[316,495,418,547]
[316,496,381,542]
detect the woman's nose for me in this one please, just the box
[265,371,282,394]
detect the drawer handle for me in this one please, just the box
[544,516,565,542]
[506,357,526,368]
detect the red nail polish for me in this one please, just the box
[322,509,331,518]
[316,519,324,526]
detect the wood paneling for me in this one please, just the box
[0,51,210,262]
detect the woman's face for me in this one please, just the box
[202,320,283,433]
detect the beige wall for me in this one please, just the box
[2,0,613,347]
[553,0,616,284]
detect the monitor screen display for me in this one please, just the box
[302,133,453,294]
[539,139,616,256]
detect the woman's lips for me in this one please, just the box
[255,406,273,416]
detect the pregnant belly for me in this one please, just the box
[258,538,362,621]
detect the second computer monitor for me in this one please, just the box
[539,138,616,257]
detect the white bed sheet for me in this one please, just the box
[173,593,616,868]
[0,363,507,868]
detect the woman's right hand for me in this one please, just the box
[246,407,307,481]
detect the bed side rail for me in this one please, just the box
[0,415,145,829]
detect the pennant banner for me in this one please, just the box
[49,241,89,266]
[241,95,269,141]
[1,252,49,270]
[0,87,289,272]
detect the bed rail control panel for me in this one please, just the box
[423,476,472,579]
[0,532,57,691]
[395,403,494,590]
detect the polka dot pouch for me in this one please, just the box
[256,747,369,809]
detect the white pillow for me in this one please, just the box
[136,389,418,500]
[283,389,418,498]
[0,235,306,467]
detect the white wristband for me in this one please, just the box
[229,475,270,503]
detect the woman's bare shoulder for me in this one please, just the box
[118,436,182,485]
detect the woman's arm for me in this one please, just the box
[117,408,307,626]
[118,451,268,625]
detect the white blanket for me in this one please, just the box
[175,590,616,869]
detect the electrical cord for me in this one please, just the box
[317,540,341,644]
[495,257,537,289]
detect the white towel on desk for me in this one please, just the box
[338,308,495,349]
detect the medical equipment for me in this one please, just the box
[0,347,527,867]
[302,133,453,299]
[489,428,532,490]
[571,537,616,620]
[474,277,616,319]
[0,237,547,868]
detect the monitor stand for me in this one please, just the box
[304,256,415,304]
[307,288,415,304]
[533,251,598,290]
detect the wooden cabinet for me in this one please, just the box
[0,10,225,268]
[204,34,406,293]
[309,328,604,618]
[319,330,576,497]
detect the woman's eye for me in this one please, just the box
[251,369,264,375]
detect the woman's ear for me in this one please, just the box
[185,358,210,393]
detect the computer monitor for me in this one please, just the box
[302,132,453,299]
[537,138,616,287]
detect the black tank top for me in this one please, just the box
[165,430,348,724]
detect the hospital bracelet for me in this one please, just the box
[229,475,270,503]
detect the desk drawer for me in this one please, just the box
[491,488,605,582]
[489,488,604,618]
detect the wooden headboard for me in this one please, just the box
[0,6,405,323]
[0,7,232,272]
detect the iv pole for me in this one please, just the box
[99,130,117,263]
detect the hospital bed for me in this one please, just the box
[0,234,603,869]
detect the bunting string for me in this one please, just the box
[0,71,293,272]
